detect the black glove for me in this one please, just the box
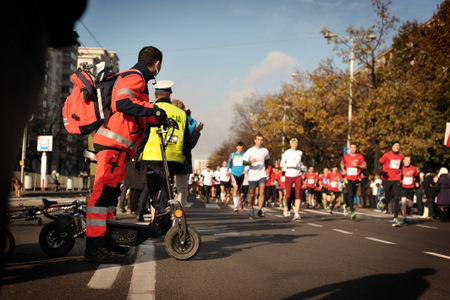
[381,171,388,178]
[155,107,167,122]
[165,118,179,130]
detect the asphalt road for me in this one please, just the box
[1,195,449,300]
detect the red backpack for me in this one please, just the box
[62,64,119,135]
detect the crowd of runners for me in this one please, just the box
[189,134,450,226]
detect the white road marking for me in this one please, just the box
[423,251,450,260]
[308,223,324,228]
[364,237,396,245]
[416,224,437,230]
[185,202,194,208]
[128,240,156,300]
[205,204,220,209]
[88,264,121,289]
[305,210,332,216]
[332,229,353,235]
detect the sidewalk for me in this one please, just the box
[8,190,89,208]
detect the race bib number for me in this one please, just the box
[233,157,243,166]
[389,159,401,169]
[331,181,338,188]
[347,167,357,176]
[403,176,413,185]
[281,176,285,182]
[308,179,315,185]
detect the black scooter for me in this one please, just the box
[39,119,201,260]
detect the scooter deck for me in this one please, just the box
[106,221,161,246]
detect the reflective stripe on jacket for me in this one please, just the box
[92,62,159,158]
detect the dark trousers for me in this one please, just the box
[137,184,149,217]
[147,165,170,212]
[382,180,401,218]
[415,190,423,215]
[346,180,359,212]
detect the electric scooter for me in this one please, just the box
[39,118,201,260]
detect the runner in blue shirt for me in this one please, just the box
[227,141,246,212]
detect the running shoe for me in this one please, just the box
[249,208,254,219]
[392,218,400,227]
[329,210,334,215]
[279,204,283,210]
[292,214,301,221]
[283,210,290,217]
[403,217,409,224]
[344,207,350,217]
[377,200,385,210]
[257,210,265,217]
[351,212,357,220]
[234,207,238,212]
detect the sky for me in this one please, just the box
[75,0,442,162]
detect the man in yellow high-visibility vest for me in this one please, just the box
[140,80,190,227]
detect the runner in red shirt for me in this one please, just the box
[327,166,343,215]
[319,168,330,211]
[304,167,318,208]
[275,169,286,209]
[400,156,419,223]
[341,143,367,220]
[377,140,405,227]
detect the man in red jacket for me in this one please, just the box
[85,46,166,263]
[377,140,404,227]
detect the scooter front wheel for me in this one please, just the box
[164,225,201,260]
[39,221,75,257]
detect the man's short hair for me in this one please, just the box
[138,46,162,67]
[254,133,264,139]
[237,141,244,146]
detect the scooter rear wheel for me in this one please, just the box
[2,229,15,260]
[39,221,75,257]
[164,225,201,260]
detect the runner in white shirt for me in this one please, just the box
[219,160,231,204]
[280,138,303,220]
[201,165,214,203]
[213,166,221,202]
[243,134,270,219]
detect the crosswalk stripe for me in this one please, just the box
[88,264,121,289]
[128,240,156,300]
[205,204,220,209]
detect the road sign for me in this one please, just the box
[37,135,53,152]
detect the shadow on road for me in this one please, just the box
[282,268,435,300]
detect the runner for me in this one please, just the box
[201,165,214,203]
[319,168,330,212]
[275,168,286,210]
[213,165,221,203]
[242,133,270,219]
[304,167,318,209]
[227,142,246,212]
[327,165,343,215]
[240,171,249,211]
[280,138,303,220]
[400,156,419,223]
[265,164,277,207]
[219,160,232,204]
[341,143,367,220]
[377,140,405,227]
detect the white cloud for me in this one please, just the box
[192,50,300,162]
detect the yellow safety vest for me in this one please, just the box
[142,101,186,163]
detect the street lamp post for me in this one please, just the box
[323,31,376,150]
